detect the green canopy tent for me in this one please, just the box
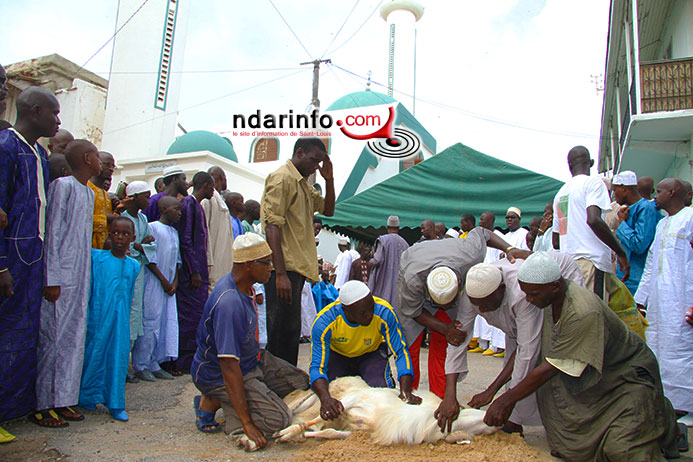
[319,143,564,244]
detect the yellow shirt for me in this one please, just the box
[88,181,112,249]
[261,160,325,282]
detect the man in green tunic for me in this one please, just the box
[483,252,681,461]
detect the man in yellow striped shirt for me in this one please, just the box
[309,281,419,421]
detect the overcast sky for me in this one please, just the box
[3,0,610,181]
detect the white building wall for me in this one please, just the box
[55,79,107,146]
[101,0,189,161]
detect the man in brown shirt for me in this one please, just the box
[261,138,334,365]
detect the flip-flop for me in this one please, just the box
[0,426,16,444]
[194,395,222,433]
[29,410,69,428]
[56,406,84,421]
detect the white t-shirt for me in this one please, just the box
[504,227,530,251]
[552,174,613,272]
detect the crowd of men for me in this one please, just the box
[0,76,691,461]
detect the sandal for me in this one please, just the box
[194,395,222,433]
[0,426,16,444]
[56,406,84,421]
[29,410,69,428]
[679,422,689,453]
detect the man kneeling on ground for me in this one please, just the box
[310,280,421,421]
[484,252,683,461]
[191,234,309,450]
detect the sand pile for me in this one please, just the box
[292,431,548,462]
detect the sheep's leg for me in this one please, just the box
[236,434,259,452]
[444,430,474,444]
[273,416,323,442]
[304,429,352,440]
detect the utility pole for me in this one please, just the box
[301,58,331,112]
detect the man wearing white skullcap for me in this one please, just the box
[143,166,189,222]
[191,233,309,450]
[482,252,681,461]
[436,252,584,434]
[333,237,353,289]
[309,280,417,421]
[611,170,661,294]
[121,179,157,383]
[503,207,530,251]
[397,227,528,400]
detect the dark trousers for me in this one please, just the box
[327,344,394,388]
[265,270,305,366]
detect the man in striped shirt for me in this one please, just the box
[309,280,419,421]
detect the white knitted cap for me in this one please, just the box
[339,280,371,305]
[517,252,561,284]
[466,263,502,298]
[126,181,150,196]
[427,266,459,305]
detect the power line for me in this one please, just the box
[73,0,150,80]
[103,68,309,136]
[332,64,600,140]
[267,0,313,59]
[98,67,304,75]
[325,0,383,56]
[321,0,361,59]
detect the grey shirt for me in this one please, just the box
[397,227,490,345]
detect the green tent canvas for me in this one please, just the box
[319,143,564,244]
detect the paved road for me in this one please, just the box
[1,344,690,461]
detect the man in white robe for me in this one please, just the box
[436,252,584,433]
[36,143,97,422]
[503,207,530,251]
[635,178,693,423]
[202,166,234,293]
[300,281,317,340]
[333,238,352,289]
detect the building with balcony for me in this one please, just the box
[598,0,693,183]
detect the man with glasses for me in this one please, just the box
[191,233,309,450]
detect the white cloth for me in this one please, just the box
[201,190,234,293]
[532,230,553,252]
[300,281,317,337]
[553,175,613,272]
[446,252,585,426]
[484,230,505,263]
[634,207,693,412]
[504,227,530,251]
[254,283,267,348]
[36,176,94,410]
[349,248,360,260]
[334,250,353,289]
[132,221,181,371]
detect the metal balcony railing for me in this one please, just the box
[640,57,693,113]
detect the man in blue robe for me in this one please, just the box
[0,88,58,437]
[611,170,662,294]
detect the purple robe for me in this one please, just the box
[0,129,49,421]
[142,192,167,223]
[174,195,209,370]
[367,233,409,309]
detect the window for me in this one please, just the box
[252,137,279,162]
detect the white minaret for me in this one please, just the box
[380,0,424,114]
[101,0,189,161]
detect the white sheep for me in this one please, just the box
[238,376,499,451]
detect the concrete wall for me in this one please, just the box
[54,79,107,146]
